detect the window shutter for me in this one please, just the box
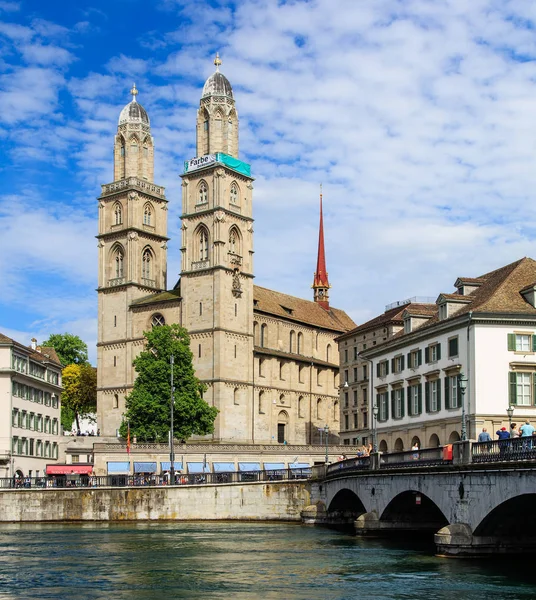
[407,387,412,416]
[509,372,517,405]
[533,373,536,406]
[401,355,405,371]
[376,393,380,414]
[532,336,536,353]
[507,333,515,351]
[391,390,395,418]
[418,384,423,414]
[425,381,430,412]
[386,361,389,376]
[391,358,395,372]
[437,344,441,360]
[401,388,405,417]
[424,347,430,364]
[376,363,380,377]
[418,349,422,366]
[437,382,441,411]
[444,377,450,409]
[385,393,389,421]
[407,352,411,368]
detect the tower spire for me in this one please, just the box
[312,184,331,310]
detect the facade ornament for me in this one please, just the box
[247,222,254,233]
[161,242,168,249]
[97,241,105,248]
[129,232,138,241]
[247,183,254,190]
[99,201,105,208]
[215,168,225,178]
[128,191,138,201]
[214,211,226,223]
[232,268,242,298]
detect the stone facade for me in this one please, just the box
[97,59,355,445]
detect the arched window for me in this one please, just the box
[259,390,265,414]
[379,440,388,453]
[234,388,239,405]
[297,332,303,354]
[198,181,208,205]
[279,394,285,404]
[289,331,295,353]
[113,202,122,225]
[113,246,124,279]
[198,227,209,261]
[298,396,304,418]
[229,227,240,254]
[142,248,153,280]
[277,411,289,444]
[143,203,153,226]
[253,322,259,346]
[230,182,239,205]
[326,344,331,362]
[151,314,165,328]
[130,136,138,153]
[316,398,323,420]
[113,394,119,408]
[260,324,267,348]
[333,400,339,421]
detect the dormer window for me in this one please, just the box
[281,306,293,315]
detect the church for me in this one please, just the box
[96,56,355,445]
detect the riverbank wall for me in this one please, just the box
[0,481,310,522]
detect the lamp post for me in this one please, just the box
[372,403,379,452]
[507,405,514,437]
[458,372,468,441]
[324,424,329,463]
[169,355,175,485]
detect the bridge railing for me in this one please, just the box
[326,456,370,476]
[379,446,448,468]
[472,437,536,463]
[0,469,313,490]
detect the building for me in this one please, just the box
[96,57,355,445]
[0,334,63,478]
[355,257,536,451]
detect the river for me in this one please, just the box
[0,522,534,599]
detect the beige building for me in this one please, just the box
[97,58,355,445]
[0,333,62,478]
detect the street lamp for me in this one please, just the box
[372,403,379,452]
[507,405,514,437]
[324,424,329,463]
[458,372,468,441]
[169,355,175,485]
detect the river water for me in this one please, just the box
[0,522,534,599]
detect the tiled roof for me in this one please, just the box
[455,277,485,285]
[130,290,182,307]
[438,293,472,301]
[0,333,62,367]
[402,303,437,317]
[253,285,355,333]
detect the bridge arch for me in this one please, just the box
[473,493,536,538]
[380,490,448,531]
[327,488,367,521]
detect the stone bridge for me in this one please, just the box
[305,445,536,556]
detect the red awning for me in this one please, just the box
[46,464,94,475]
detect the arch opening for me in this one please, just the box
[474,493,536,539]
[327,488,367,527]
[380,490,448,532]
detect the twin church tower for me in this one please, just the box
[96,56,355,444]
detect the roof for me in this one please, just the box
[130,289,182,307]
[253,285,355,333]
[336,303,415,341]
[118,100,150,126]
[0,333,62,367]
[202,71,234,99]
[402,303,437,317]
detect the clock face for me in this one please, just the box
[318,290,324,297]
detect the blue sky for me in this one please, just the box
[2,0,536,364]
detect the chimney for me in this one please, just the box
[30,338,37,351]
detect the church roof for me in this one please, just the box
[253,285,355,332]
[118,84,150,125]
[130,289,182,307]
[202,54,234,99]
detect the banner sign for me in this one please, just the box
[184,154,216,173]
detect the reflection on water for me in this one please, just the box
[0,522,535,600]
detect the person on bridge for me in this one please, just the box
[478,428,491,442]
[496,427,510,457]
[510,423,520,438]
[520,420,535,437]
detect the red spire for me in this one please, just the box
[312,184,330,310]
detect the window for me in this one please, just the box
[12,409,18,427]
[344,415,349,430]
[297,332,303,354]
[509,372,535,406]
[508,333,536,353]
[142,248,152,280]
[377,360,389,377]
[29,362,46,379]
[259,391,265,414]
[234,388,239,405]
[407,383,422,416]
[114,247,124,279]
[279,361,285,380]
[425,379,441,412]
[298,364,304,383]
[316,399,323,419]
[392,355,405,374]
[326,344,331,362]
[151,313,165,327]
[344,349,348,362]
[199,228,209,261]
[12,355,27,373]
[48,371,59,385]
[229,227,239,254]
[407,349,422,369]
[259,358,265,377]
[377,391,389,422]
[230,182,239,205]
[260,324,267,348]
[143,203,152,226]
[344,369,349,383]
[354,347,358,360]
[289,331,295,353]
[114,203,122,225]
[353,367,358,382]
[363,365,368,380]
[72,455,80,464]
[445,375,459,409]
[391,388,404,419]
[298,396,304,418]
[344,392,349,408]
[425,343,441,363]
[198,181,208,205]
[353,390,358,406]
[353,413,358,428]
[448,337,459,358]
[113,394,119,409]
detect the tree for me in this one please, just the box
[40,333,88,367]
[61,363,97,432]
[119,324,217,442]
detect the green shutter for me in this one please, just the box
[425,381,430,412]
[407,387,412,416]
[385,361,389,376]
[437,344,441,360]
[391,358,395,372]
[418,384,423,414]
[533,373,536,406]
[407,352,411,367]
[445,376,450,409]
[384,393,389,421]
[424,347,430,364]
[509,372,517,405]
[391,390,395,418]
[401,355,405,371]
[401,388,405,417]
[437,381,442,411]
[418,349,422,366]
[507,333,515,351]
[376,363,380,377]
[532,336,536,353]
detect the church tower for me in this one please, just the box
[180,55,255,442]
[312,186,331,310]
[96,85,168,436]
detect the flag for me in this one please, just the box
[126,422,131,455]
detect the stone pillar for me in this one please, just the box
[452,440,472,465]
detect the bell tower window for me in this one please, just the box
[199,228,209,261]
[230,183,239,206]
[151,313,165,328]
[198,182,208,205]
[114,203,122,225]
[142,248,153,280]
[229,228,238,254]
[143,203,152,226]
[114,247,124,279]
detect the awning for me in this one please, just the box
[187,462,211,473]
[160,461,183,471]
[264,463,286,471]
[107,461,130,475]
[213,462,235,472]
[134,462,157,473]
[290,463,311,469]
[238,462,260,471]
[46,464,93,475]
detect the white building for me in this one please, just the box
[359,258,536,451]
[0,334,63,478]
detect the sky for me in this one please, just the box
[2,0,536,364]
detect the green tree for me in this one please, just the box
[120,324,217,442]
[61,363,97,431]
[40,333,89,367]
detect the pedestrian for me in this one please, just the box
[520,420,535,437]
[478,428,491,442]
[496,426,510,457]
[510,423,520,438]
[412,442,419,460]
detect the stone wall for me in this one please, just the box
[0,481,310,523]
